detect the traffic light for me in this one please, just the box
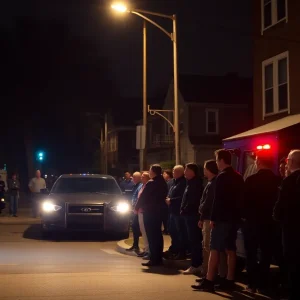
[37,151,45,162]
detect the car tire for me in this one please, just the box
[41,224,53,240]
[236,256,246,274]
[41,230,52,240]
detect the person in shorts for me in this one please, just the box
[195,149,244,293]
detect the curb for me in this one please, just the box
[115,239,191,270]
[0,217,41,225]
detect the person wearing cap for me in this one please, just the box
[180,163,204,275]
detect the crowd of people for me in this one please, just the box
[0,170,47,217]
[120,148,300,299]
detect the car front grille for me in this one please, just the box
[68,205,104,214]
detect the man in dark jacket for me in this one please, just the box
[196,149,244,292]
[274,149,300,300]
[242,152,281,293]
[198,160,221,276]
[135,164,168,266]
[181,163,204,275]
[162,169,173,234]
[164,165,186,259]
[8,173,20,217]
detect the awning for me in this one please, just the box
[223,114,300,141]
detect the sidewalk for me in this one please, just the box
[116,234,172,256]
[116,234,191,269]
[0,208,41,225]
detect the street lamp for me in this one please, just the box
[111,3,180,165]
[111,3,127,13]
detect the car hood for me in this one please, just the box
[46,193,125,205]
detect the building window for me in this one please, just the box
[262,0,287,31]
[262,51,289,117]
[205,109,219,134]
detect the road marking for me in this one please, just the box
[101,249,125,256]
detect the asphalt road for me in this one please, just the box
[0,224,237,300]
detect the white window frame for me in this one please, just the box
[261,0,288,34]
[262,51,290,119]
[205,109,219,135]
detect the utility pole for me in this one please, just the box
[100,128,104,173]
[172,15,180,165]
[85,112,108,174]
[139,20,147,171]
[104,113,108,174]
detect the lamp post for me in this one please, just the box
[112,3,180,165]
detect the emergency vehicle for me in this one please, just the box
[222,114,300,272]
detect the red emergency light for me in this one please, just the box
[256,144,271,150]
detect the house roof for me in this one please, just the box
[223,114,300,141]
[178,73,252,104]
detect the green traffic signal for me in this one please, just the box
[37,152,44,161]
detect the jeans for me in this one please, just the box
[162,205,169,233]
[138,212,149,253]
[31,194,41,218]
[144,212,163,263]
[131,213,140,248]
[169,214,188,255]
[243,222,275,289]
[183,215,203,268]
[10,195,18,215]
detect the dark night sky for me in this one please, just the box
[0,0,253,178]
[1,0,252,96]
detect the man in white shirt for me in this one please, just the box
[28,170,46,218]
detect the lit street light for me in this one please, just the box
[111,3,127,13]
[111,2,180,165]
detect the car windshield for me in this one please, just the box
[51,177,121,194]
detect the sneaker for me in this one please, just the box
[191,279,215,292]
[183,266,203,275]
[137,252,147,257]
[126,246,139,252]
[142,255,151,260]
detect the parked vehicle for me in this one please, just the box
[40,174,131,239]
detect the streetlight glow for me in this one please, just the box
[111,3,128,13]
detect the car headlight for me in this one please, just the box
[1,198,5,202]
[111,202,130,213]
[42,201,62,212]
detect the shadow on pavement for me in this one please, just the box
[23,224,123,242]
[141,265,181,276]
